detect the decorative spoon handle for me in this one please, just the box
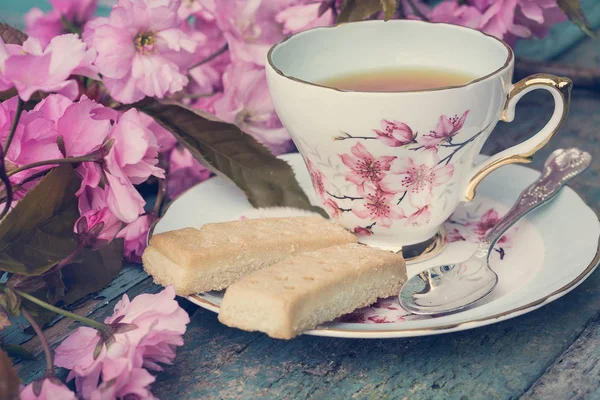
[480,148,591,254]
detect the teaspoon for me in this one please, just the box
[399,148,592,315]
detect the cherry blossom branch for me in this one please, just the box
[153,178,167,215]
[327,191,362,201]
[338,207,352,212]
[396,191,407,205]
[188,43,228,71]
[438,126,489,166]
[0,148,13,221]
[13,288,111,336]
[21,308,54,377]
[6,154,101,178]
[333,132,377,141]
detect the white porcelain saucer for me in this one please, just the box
[152,154,600,339]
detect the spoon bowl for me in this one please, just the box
[400,148,592,315]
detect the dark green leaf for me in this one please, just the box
[337,0,382,23]
[137,99,325,216]
[0,349,19,400]
[0,165,80,276]
[58,239,124,306]
[557,0,595,37]
[0,23,27,46]
[17,240,123,327]
[2,344,35,361]
[381,0,396,20]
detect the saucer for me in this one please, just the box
[153,153,600,339]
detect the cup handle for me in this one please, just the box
[464,73,573,201]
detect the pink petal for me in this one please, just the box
[352,204,372,219]
[432,164,454,186]
[408,182,433,208]
[376,135,402,147]
[350,142,373,163]
[105,169,146,223]
[340,153,361,170]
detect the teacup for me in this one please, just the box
[266,20,571,252]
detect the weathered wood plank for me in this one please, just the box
[521,315,600,400]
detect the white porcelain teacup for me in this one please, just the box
[266,20,571,252]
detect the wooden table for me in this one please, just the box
[3,10,600,400]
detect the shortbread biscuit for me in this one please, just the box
[218,243,407,339]
[142,217,357,295]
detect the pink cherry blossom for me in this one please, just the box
[339,297,408,323]
[373,119,416,147]
[275,2,335,35]
[103,109,164,222]
[91,0,196,103]
[353,184,405,228]
[25,0,98,46]
[20,377,76,400]
[513,0,567,40]
[380,153,454,208]
[474,0,523,40]
[76,186,122,249]
[353,226,373,236]
[167,146,211,198]
[213,0,294,66]
[429,1,483,28]
[117,213,156,263]
[446,227,466,242]
[81,17,108,47]
[55,286,189,395]
[323,198,341,219]
[406,205,431,227]
[339,142,396,191]
[213,61,291,154]
[4,34,98,101]
[139,112,177,154]
[306,158,326,200]
[468,0,566,44]
[57,96,112,157]
[89,357,156,400]
[0,38,20,92]
[420,111,469,149]
[75,207,122,249]
[108,109,164,184]
[466,207,512,245]
[0,97,63,185]
[470,208,500,236]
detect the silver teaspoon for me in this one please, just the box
[399,148,592,315]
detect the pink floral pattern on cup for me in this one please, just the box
[322,110,481,234]
[339,205,516,324]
